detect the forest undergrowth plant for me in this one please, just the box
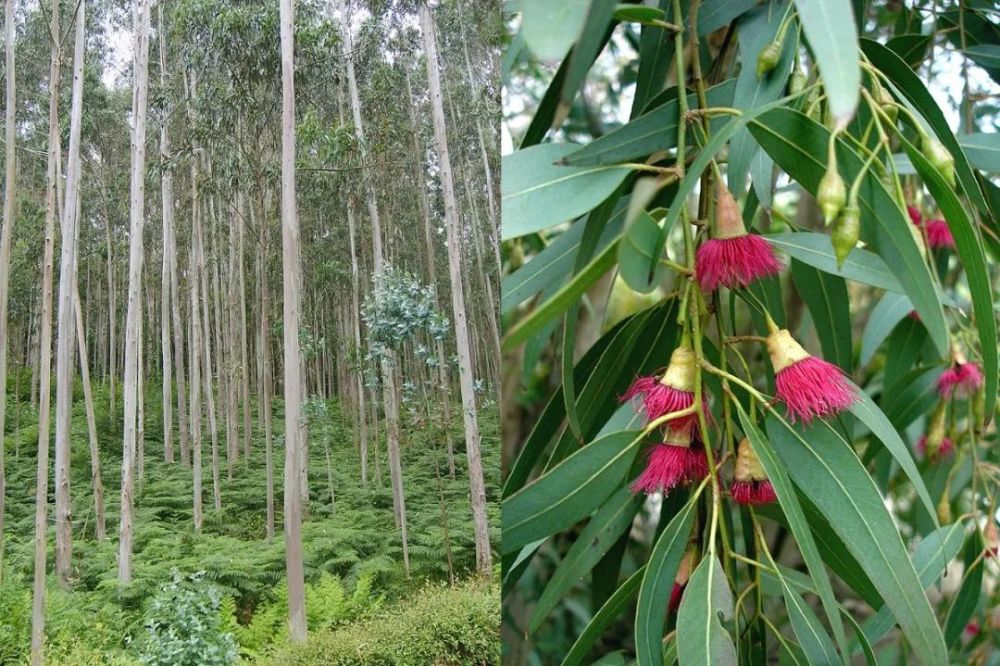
[502,0,1000,663]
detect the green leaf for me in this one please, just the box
[790,260,852,372]
[563,80,737,166]
[501,199,627,313]
[962,43,1000,70]
[958,132,1000,172]
[502,143,633,240]
[675,554,737,666]
[859,521,965,650]
[562,567,645,666]
[634,494,698,666]
[846,383,937,520]
[861,39,990,215]
[880,366,942,431]
[765,415,947,663]
[749,108,949,355]
[766,233,901,292]
[521,0,587,62]
[898,131,997,421]
[697,0,759,35]
[618,180,669,292]
[561,1,617,107]
[792,0,860,122]
[735,405,849,657]
[860,293,912,366]
[502,430,642,555]
[529,487,642,633]
[781,581,840,666]
[728,0,795,198]
[944,529,985,648]
[613,5,665,23]
[886,33,933,68]
[632,0,674,116]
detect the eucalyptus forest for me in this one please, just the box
[0,0,500,664]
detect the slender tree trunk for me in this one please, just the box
[346,202,368,485]
[158,2,175,463]
[0,0,18,572]
[280,0,307,642]
[189,232,203,532]
[74,282,105,541]
[54,0,87,585]
[238,189,251,460]
[31,2,60,659]
[420,2,492,575]
[259,222,275,540]
[105,213,116,414]
[340,0,410,576]
[119,0,151,584]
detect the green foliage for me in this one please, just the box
[132,570,238,666]
[362,266,450,369]
[260,579,500,666]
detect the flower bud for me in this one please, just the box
[937,492,952,525]
[831,205,860,267]
[603,275,663,333]
[922,135,956,188]
[972,386,986,432]
[924,401,947,459]
[817,167,847,224]
[789,70,807,95]
[756,42,781,78]
[876,86,897,122]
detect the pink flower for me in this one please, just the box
[767,329,855,423]
[669,583,684,613]
[730,479,778,505]
[924,218,955,249]
[631,427,709,495]
[669,547,697,613]
[622,346,703,429]
[916,435,953,461]
[907,205,922,226]
[938,361,983,397]
[696,234,783,292]
[696,182,782,293]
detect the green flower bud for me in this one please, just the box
[922,135,956,188]
[875,86,897,122]
[831,205,860,267]
[756,42,781,78]
[789,70,807,95]
[936,491,952,525]
[817,168,847,224]
[603,275,663,333]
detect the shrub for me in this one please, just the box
[132,570,238,666]
[259,578,499,666]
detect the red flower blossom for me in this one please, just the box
[631,425,708,495]
[669,547,698,613]
[916,435,953,461]
[730,438,777,506]
[622,346,703,428]
[669,583,684,613]
[938,361,983,397]
[767,328,855,423]
[907,205,922,226]
[924,218,955,249]
[695,184,781,292]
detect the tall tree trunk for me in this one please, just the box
[259,218,275,539]
[31,1,60,659]
[54,0,87,585]
[279,0,307,642]
[158,1,175,464]
[420,2,492,575]
[339,0,410,576]
[0,0,18,571]
[119,0,151,584]
[74,282,105,541]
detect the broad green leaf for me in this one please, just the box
[793,0,860,122]
[521,0,587,62]
[958,132,1000,172]
[898,132,997,419]
[562,567,645,666]
[618,180,669,292]
[735,405,849,657]
[847,383,937,520]
[529,487,642,633]
[634,494,698,666]
[613,5,665,24]
[886,33,932,68]
[860,293,912,366]
[749,108,949,355]
[883,317,929,389]
[880,366,942,431]
[502,430,642,555]
[560,1,617,107]
[781,582,840,666]
[790,260,851,372]
[632,0,674,116]
[728,0,795,198]
[859,521,965,650]
[766,232,901,292]
[697,0,758,35]
[675,555,737,666]
[564,80,737,166]
[861,39,990,215]
[501,198,627,313]
[944,529,985,648]
[765,416,947,663]
[962,44,1000,69]
[501,143,633,240]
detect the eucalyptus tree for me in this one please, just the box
[0,0,16,569]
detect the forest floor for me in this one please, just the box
[0,378,500,664]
